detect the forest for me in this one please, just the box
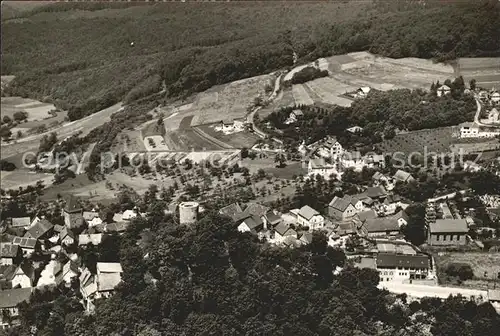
[1,0,499,120]
[3,209,500,336]
[263,77,476,149]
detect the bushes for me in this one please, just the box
[289,66,329,85]
[445,262,474,282]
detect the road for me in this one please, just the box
[1,103,123,158]
[247,73,282,138]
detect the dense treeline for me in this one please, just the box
[287,66,329,85]
[263,79,476,149]
[2,1,499,120]
[6,210,500,336]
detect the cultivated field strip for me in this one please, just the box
[292,84,314,105]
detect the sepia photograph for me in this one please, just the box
[1,0,500,335]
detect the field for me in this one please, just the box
[184,74,273,126]
[0,170,54,190]
[292,84,314,106]
[272,51,464,110]
[375,127,456,156]
[435,252,500,289]
[1,96,58,121]
[456,58,500,90]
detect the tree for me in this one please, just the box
[274,153,286,168]
[2,115,11,124]
[469,79,476,91]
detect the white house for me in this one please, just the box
[393,170,415,183]
[346,126,363,134]
[59,227,75,246]
[460,122,480,138]
[377,253,431,283]
[341,151,365,172]
[488,108,500,123]
[10,262,35,288]
[122,209,138,221]
[83,211,103,227]
[285,109,304,124]
[310,136,344,160]
[9,217,31,230]
[307,158,339,180]
[356,87,371,98]
[297,205,324,230]
[273,222,298,244]
[492,92,500,104]
[437,85,451,97]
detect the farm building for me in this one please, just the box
[427,219,469,246]
[0,288,32,329]
[436,85,451,97]
[284,109,304,124]
[215,119,244,134]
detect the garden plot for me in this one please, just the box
[305,77,356,106]
[1,97,57,121]
[0,171,54,191]
[292,84,314,105]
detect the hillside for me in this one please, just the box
[2,1,499,121]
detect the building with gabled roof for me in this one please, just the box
[328,195,363,220]
[297,205,324,230]
[10,261,35,288]
[428,219,468,246]
[59,227,75,246]
[237,215,265,235]
[54,260,79,286]
[24,219,53,240]
[11,237,38,257]
[307,158,339,180]
[80,262,123,313]
[243,202,270,218]
[393,170,415,183]
[376,253,431,283]
[1,243,21,265]
[9,217,31,230]
[78,233,104,246]
[219,203,244,221]
[436,84,451,97]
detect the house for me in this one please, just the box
[308,158,339,180]
[54,260,79,286]
[78,234,104,246]
[59,227,75,246]
[355,210,378,224]
[0,287,32,329]
[122,209,137,221]
[393,170,415,183]
[488,108,500,123]
[262,210,282,230]
[328,195,363,220]
[346,126,363,134]
[297,205,324,230]
[243,202,270,219]
[10,261,35,288]
[219,203,244,221]
[1,243,20,265]
[362,186,388,202]
[492,92,500,104]
[356,86,371,98]
[273,222,298,244]
[11,237,38,257]
[102,222,129,234]
[80,262,123,313]
[341,151,364,171]
[376,253,431,283]
[459,122,480,138]
[299,232,313,245]
[237,215,265,235]
[24,219,54,240]
[64,196,84,229]
[311,136,344,159]
[372,171,390,184]
[83,211,102,227]
[427,219,469,246]
[285,109,304,124]
[381,194,408,215]
[218,119,244,133]
[9,217,31,230]
[360,216,400,237]
[436,85,451,97]
[463,160,482,172]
